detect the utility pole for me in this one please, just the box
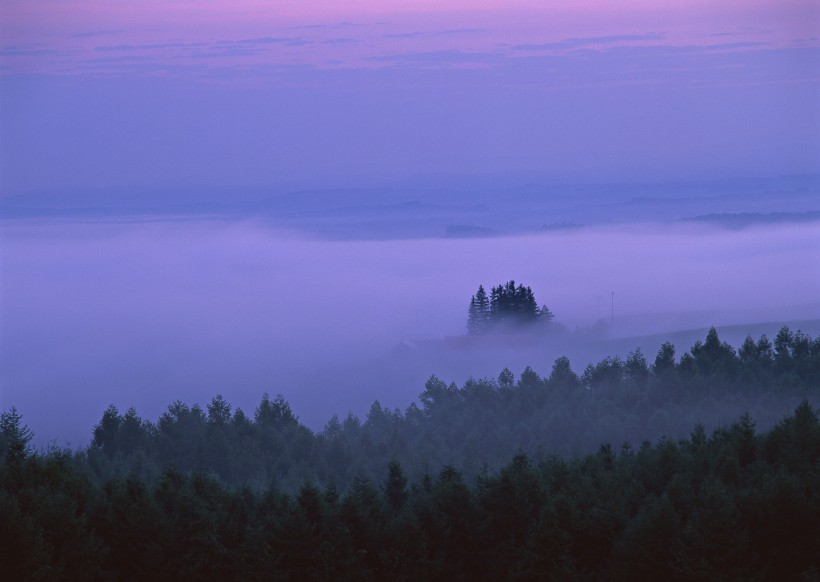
[611,291,614,325]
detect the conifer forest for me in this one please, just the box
[2,326,819,579]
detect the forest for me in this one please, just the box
[1,325,819,579]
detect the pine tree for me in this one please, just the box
[384,461,408,512]
[475,285,490,332]
[467,295,479,334]
[1,407,33,463]
[490,285,501,323]
[468,286,491,334]
[539,304,554,323]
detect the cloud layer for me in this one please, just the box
[1,219,817,445]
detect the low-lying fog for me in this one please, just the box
[1,218,818,446]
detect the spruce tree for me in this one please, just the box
[0,407,33,463]
[468,286,491,334]
[475,285,490,332]
[467,295,479,334]
[539,304,554,323]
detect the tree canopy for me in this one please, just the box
[3,401,819,579]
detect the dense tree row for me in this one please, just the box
[2,402,818,579]
[73,326,820,491]
[467,281,554,334]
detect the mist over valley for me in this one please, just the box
[1,212,817,446]
[2,1,820,576]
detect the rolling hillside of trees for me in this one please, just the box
[50,325,818,491]
[1,325,819,578]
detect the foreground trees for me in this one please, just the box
[2,325,819,577]
[0,407,33,464]
[2,403,818,579]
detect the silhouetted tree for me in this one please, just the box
[653,342,676,375]
[92,404,122,453]
[548,356,581,391]
[0,407,33,463]
[255,393,297,428]
[384,461,408,512]
[207,394,232,426]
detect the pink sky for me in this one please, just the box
[2,0,817,78]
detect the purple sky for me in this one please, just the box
[1,0,819,196]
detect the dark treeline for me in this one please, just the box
[2,401,819,579]
[64,326,820,491]
[1,325,819,578]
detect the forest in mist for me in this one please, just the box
[2,209,817,580]
[15,325,819,489]
[2,326,819,579]
[3,0,819,577]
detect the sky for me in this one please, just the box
[1,0,819,196]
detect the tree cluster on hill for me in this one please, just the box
[2,401,818,579]
[467,281,554,334]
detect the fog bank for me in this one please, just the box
[1,219,818,445]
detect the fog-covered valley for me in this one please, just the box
[3,0,820,574]
[1,214,817,446]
